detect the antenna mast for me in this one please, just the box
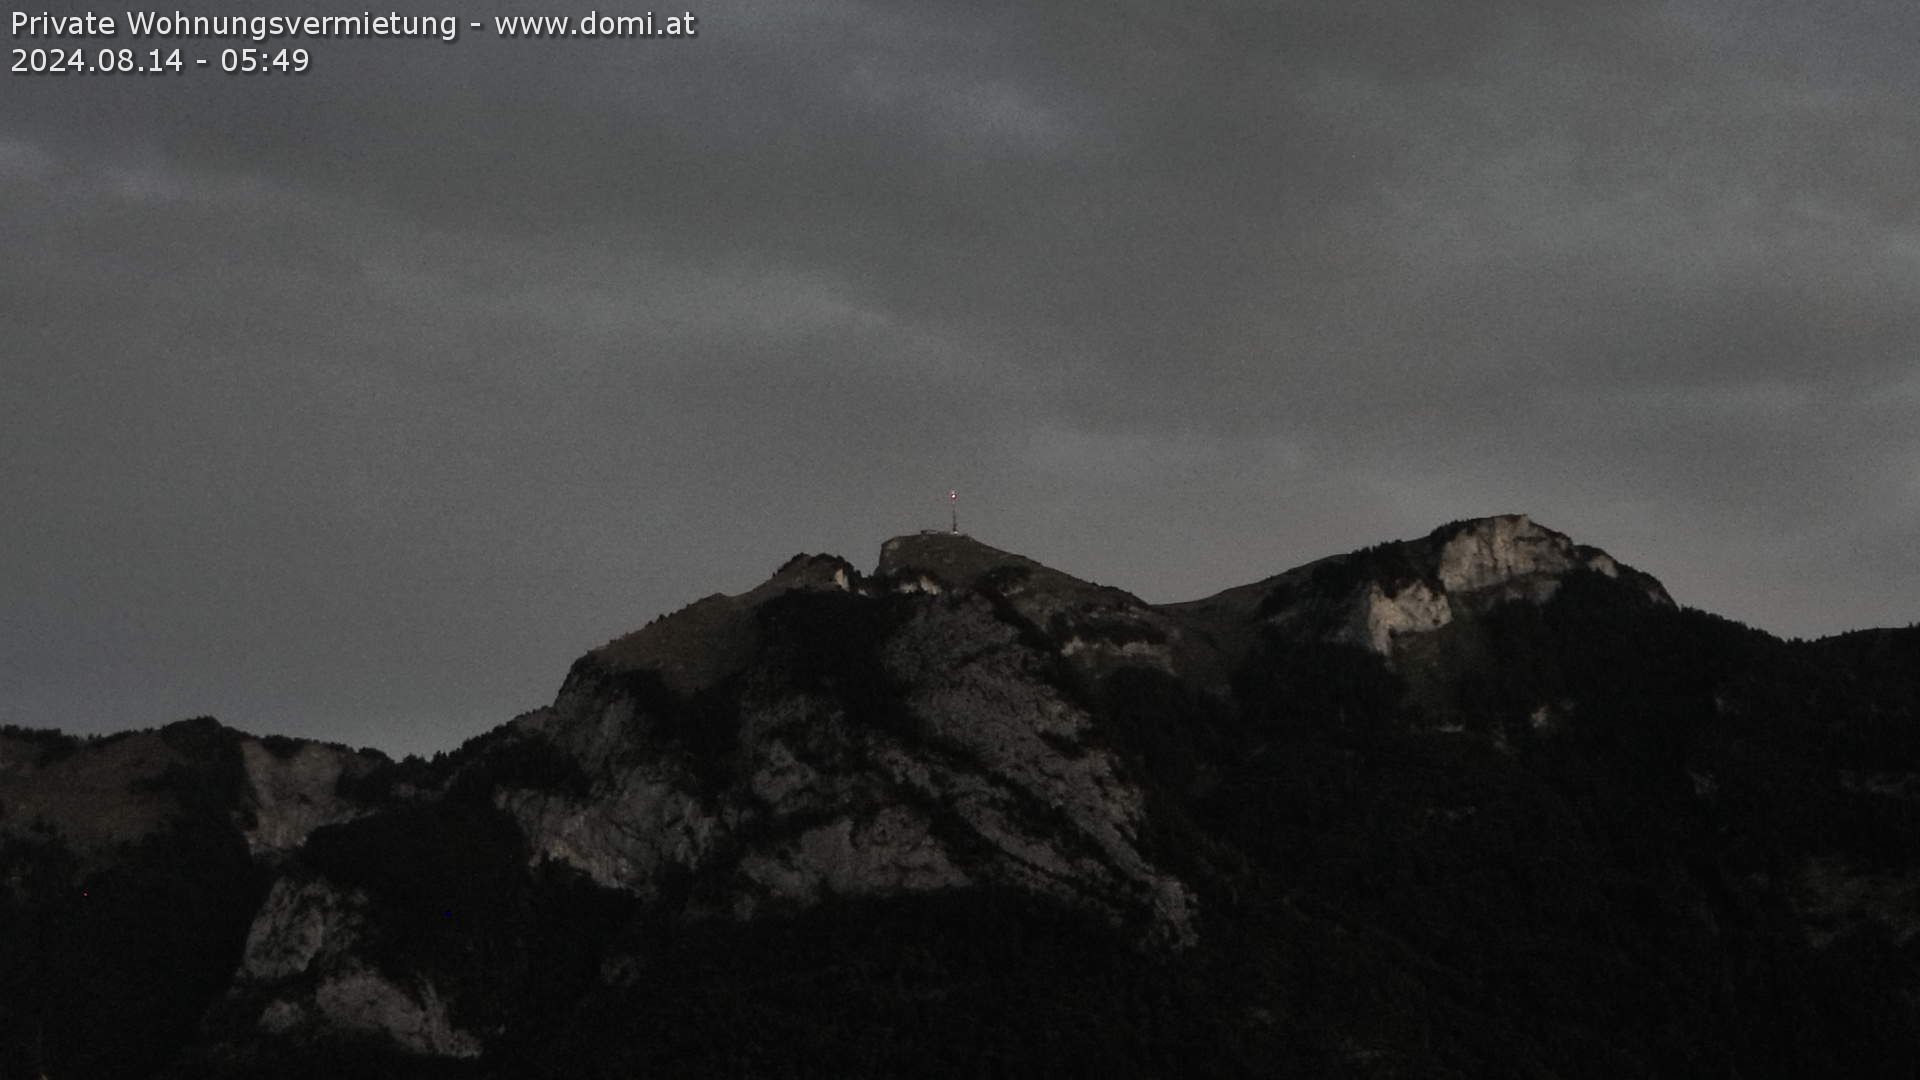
[949,489,959,534]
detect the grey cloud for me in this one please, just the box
[4,1,1915,754]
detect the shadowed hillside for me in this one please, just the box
[2,517,1916,1077]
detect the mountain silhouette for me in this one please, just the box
[2,516,1915,1077]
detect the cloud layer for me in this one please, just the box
[5,1,1915,753]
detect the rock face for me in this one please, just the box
[1169,513,1673,663]
[240,739,385,854]
[239,875,371,983]
[1436,513,1612,595]
[225,873,482,1057]
[3,516,1918,1078]
[493,538,1197,943]
[878,531,1205,680]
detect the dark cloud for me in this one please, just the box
[4,1,1915,754]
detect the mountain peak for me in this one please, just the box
[1170,514,1673,661]
[1426,513,1618,594]
[876,531,1051,590]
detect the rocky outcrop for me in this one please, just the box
[225,871,485,1059]
[307,969,482,1059]
[237,875,372,982]
[1437,514,1609,596]
[490,552,1198,944]
[239,740,384,854]
[875,592,1197,941]
[493,767,718,896]
[1166,514,1674,664]
[1345,580,1454,655]
[880,531,1217,686]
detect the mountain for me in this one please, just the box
[2,515,1916,1077]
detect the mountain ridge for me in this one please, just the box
[2,515,1916,1077]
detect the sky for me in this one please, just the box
[4,0,1916,756]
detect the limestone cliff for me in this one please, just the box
[491,537,1197,943]
[1166,513,1674,664]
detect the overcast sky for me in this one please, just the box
[4,0,1916,755]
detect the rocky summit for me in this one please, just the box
[2,516,1918,1077]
